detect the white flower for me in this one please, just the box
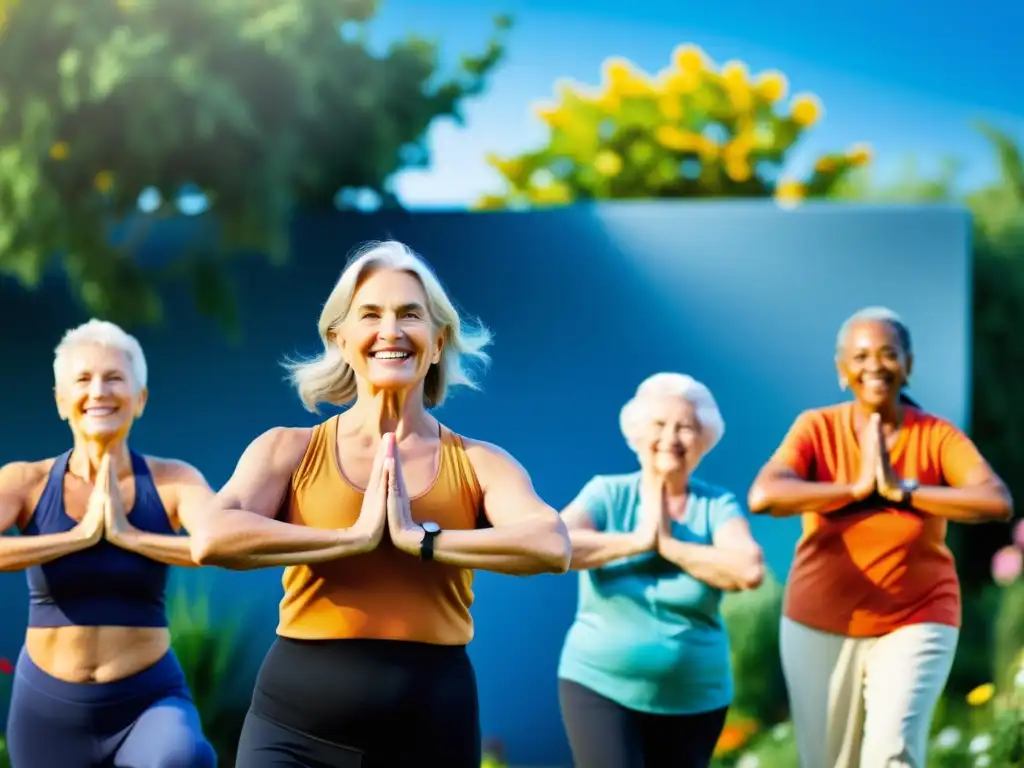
[772,722,792,741]
[1014,665,1024,690]
[968,733,993,754]
[934,726,962,750]
[736,755,761,768]
[975,755,991,767]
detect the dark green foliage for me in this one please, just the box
[0,0,509,331]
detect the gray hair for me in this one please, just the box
[285,240,492,412]
[619,372,726,454]
[53,319,148,391]
[836,306,912,355]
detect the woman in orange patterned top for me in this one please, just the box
[748,306,1012,768]
[190,240,571,768]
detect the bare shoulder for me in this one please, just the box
[144,456,209,487]
[0,458,54,495]
[251,425,314,468]
[460,436,530,483]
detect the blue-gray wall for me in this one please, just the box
[0,202,970,765]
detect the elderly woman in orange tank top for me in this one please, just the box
[190,240,571,768]
[748,306,1012,768]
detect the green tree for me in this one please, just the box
[475,44,871,209]
[0,1,509,334]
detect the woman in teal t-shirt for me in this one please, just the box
[558,373,765,768]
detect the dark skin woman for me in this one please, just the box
[748,306,1011,768]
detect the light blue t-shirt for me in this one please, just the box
[558,472,745,715]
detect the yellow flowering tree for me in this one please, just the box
[477,45,870,209]
[0,1,508,332]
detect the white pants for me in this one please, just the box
[780,617,959,768]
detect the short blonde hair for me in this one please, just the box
[285,240,492,412]
[53,319,148,391]
[619,372,725,454]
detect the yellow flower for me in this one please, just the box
[93,170,114,193]
[698,139,719,162]
[532,101,566,128]
[847,142,873,166]
[528,180,573,206]
[49,142,70,161]
[723,133,754,164]
[755,70,789,103]
[485,153,528,185]
[601,57,652,96]
[721,61,749,89]
[815,156,837,173]
[775,178,806,208]
[471,194,507,211]
[725,159,752,182]
[966,683,996,707]
[594,150,623,177]
[603,57,635,85]
[790,93,823,127]
[672,44,707,73]
[658,95,683,120]
[723,68,753,112]
[662,69,701,95]
[653,125,704,152]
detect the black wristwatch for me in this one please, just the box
[898,478,919,506]
[420,521,441,561]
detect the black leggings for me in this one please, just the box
[236,637,480,768]
[559,679,728,768]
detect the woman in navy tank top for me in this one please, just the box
[0,320,216,767]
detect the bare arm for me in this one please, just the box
[190,428,383,570]
[657,515,765,591]
[562,485,657,570]
[906,460,1013,523]
[391,440,570,575]
[748,463,861,517]
[0,462,100,571]
[106,461,213,568]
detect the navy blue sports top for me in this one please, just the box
[24,450,173,628]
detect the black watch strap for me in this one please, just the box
[420,523,441,561]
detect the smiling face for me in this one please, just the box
[632,395,705,475]
[55,343,147,443]
[335,268,445,394]
[836,319,913,409]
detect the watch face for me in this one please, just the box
[902,478,920,492]
[422,521,441,534]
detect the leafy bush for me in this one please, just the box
[0,0,509,330]
[167,581,259,767]
[721,571,787,725]
[0,734,8,768]
[477,43,870,209]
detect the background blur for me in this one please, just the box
[1,2,1022,767]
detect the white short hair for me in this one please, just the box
[285,240,492,412]
[619,372,725,453]
[836,306,912,355]
[53,319,148,390]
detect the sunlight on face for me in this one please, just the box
[337,269,445,393]
[836,320,911,408]
[55,344,146,442]
[632,396,704,475]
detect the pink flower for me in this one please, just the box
[992,545,1024,587]
[1013,519,1024,550]
[0,657,12,675]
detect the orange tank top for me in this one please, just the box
[772,403,984,637]
[277,416,482,645]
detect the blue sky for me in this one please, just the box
[367,0,1024,208]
